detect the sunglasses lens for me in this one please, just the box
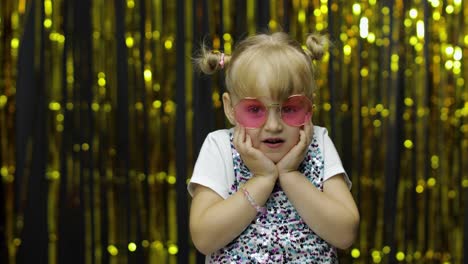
[234,96,312,128]
[281,96,311,126]
[234,99,267,128]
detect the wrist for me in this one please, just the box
[254,173,278,186]
[241,187,267,215]
[278,170,302,181]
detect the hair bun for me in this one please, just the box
[194,46,231,75]
[305,34,328,61]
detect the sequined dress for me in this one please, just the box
[207,132,339,263]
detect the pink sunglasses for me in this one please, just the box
[233,94,313,129]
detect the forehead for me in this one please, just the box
[228,46,314,100]
[233,69,307,102]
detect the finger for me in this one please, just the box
[240,125,247,143]
[303,116,313,142]
[245,133,253,148]
[245,133,264,158]
[232,125,239,145]
[305,122,312,143]
[297,130,311,157]
[304,114,311,129]
[286,131,305,157]
[308,120,314,142]
[237,126,251,155]
[233,125,243,150]
[298,129,308,150]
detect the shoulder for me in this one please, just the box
[311,125,337,154]
[201,129,231,156]
[189,128,234,198]
[312,125,330,141]
[312,125,352,189]
[201,129,232,153]
[312,125,328,134]
[206,128,231,141]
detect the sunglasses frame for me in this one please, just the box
[232,94,313,129]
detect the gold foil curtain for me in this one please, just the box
[0,0,467,264]
[90,0,185,263]
[1,0,27,263]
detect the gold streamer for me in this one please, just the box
[1,1,29,263]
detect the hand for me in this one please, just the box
[276,117,314,177]
[233,125,278,181]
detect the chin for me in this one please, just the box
[266,153,285,164]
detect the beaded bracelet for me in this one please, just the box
[241,187,267,215]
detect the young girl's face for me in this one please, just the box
[243,111,303,163]
[224,86,311,163]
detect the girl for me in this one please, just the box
[188,32,360,263]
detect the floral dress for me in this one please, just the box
[208,133,338,264]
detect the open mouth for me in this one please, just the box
[262,138,285,144]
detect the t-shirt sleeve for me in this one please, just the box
[187,130,233,199]
[320,127,352,189]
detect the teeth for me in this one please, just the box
[266,139,282,143]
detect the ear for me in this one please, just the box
[222,92,237,126]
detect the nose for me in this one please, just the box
[263,107,283,131]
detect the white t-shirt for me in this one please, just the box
[188,125,350,199]
[188,126,351,263]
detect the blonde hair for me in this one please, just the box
[194,32,328,101]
